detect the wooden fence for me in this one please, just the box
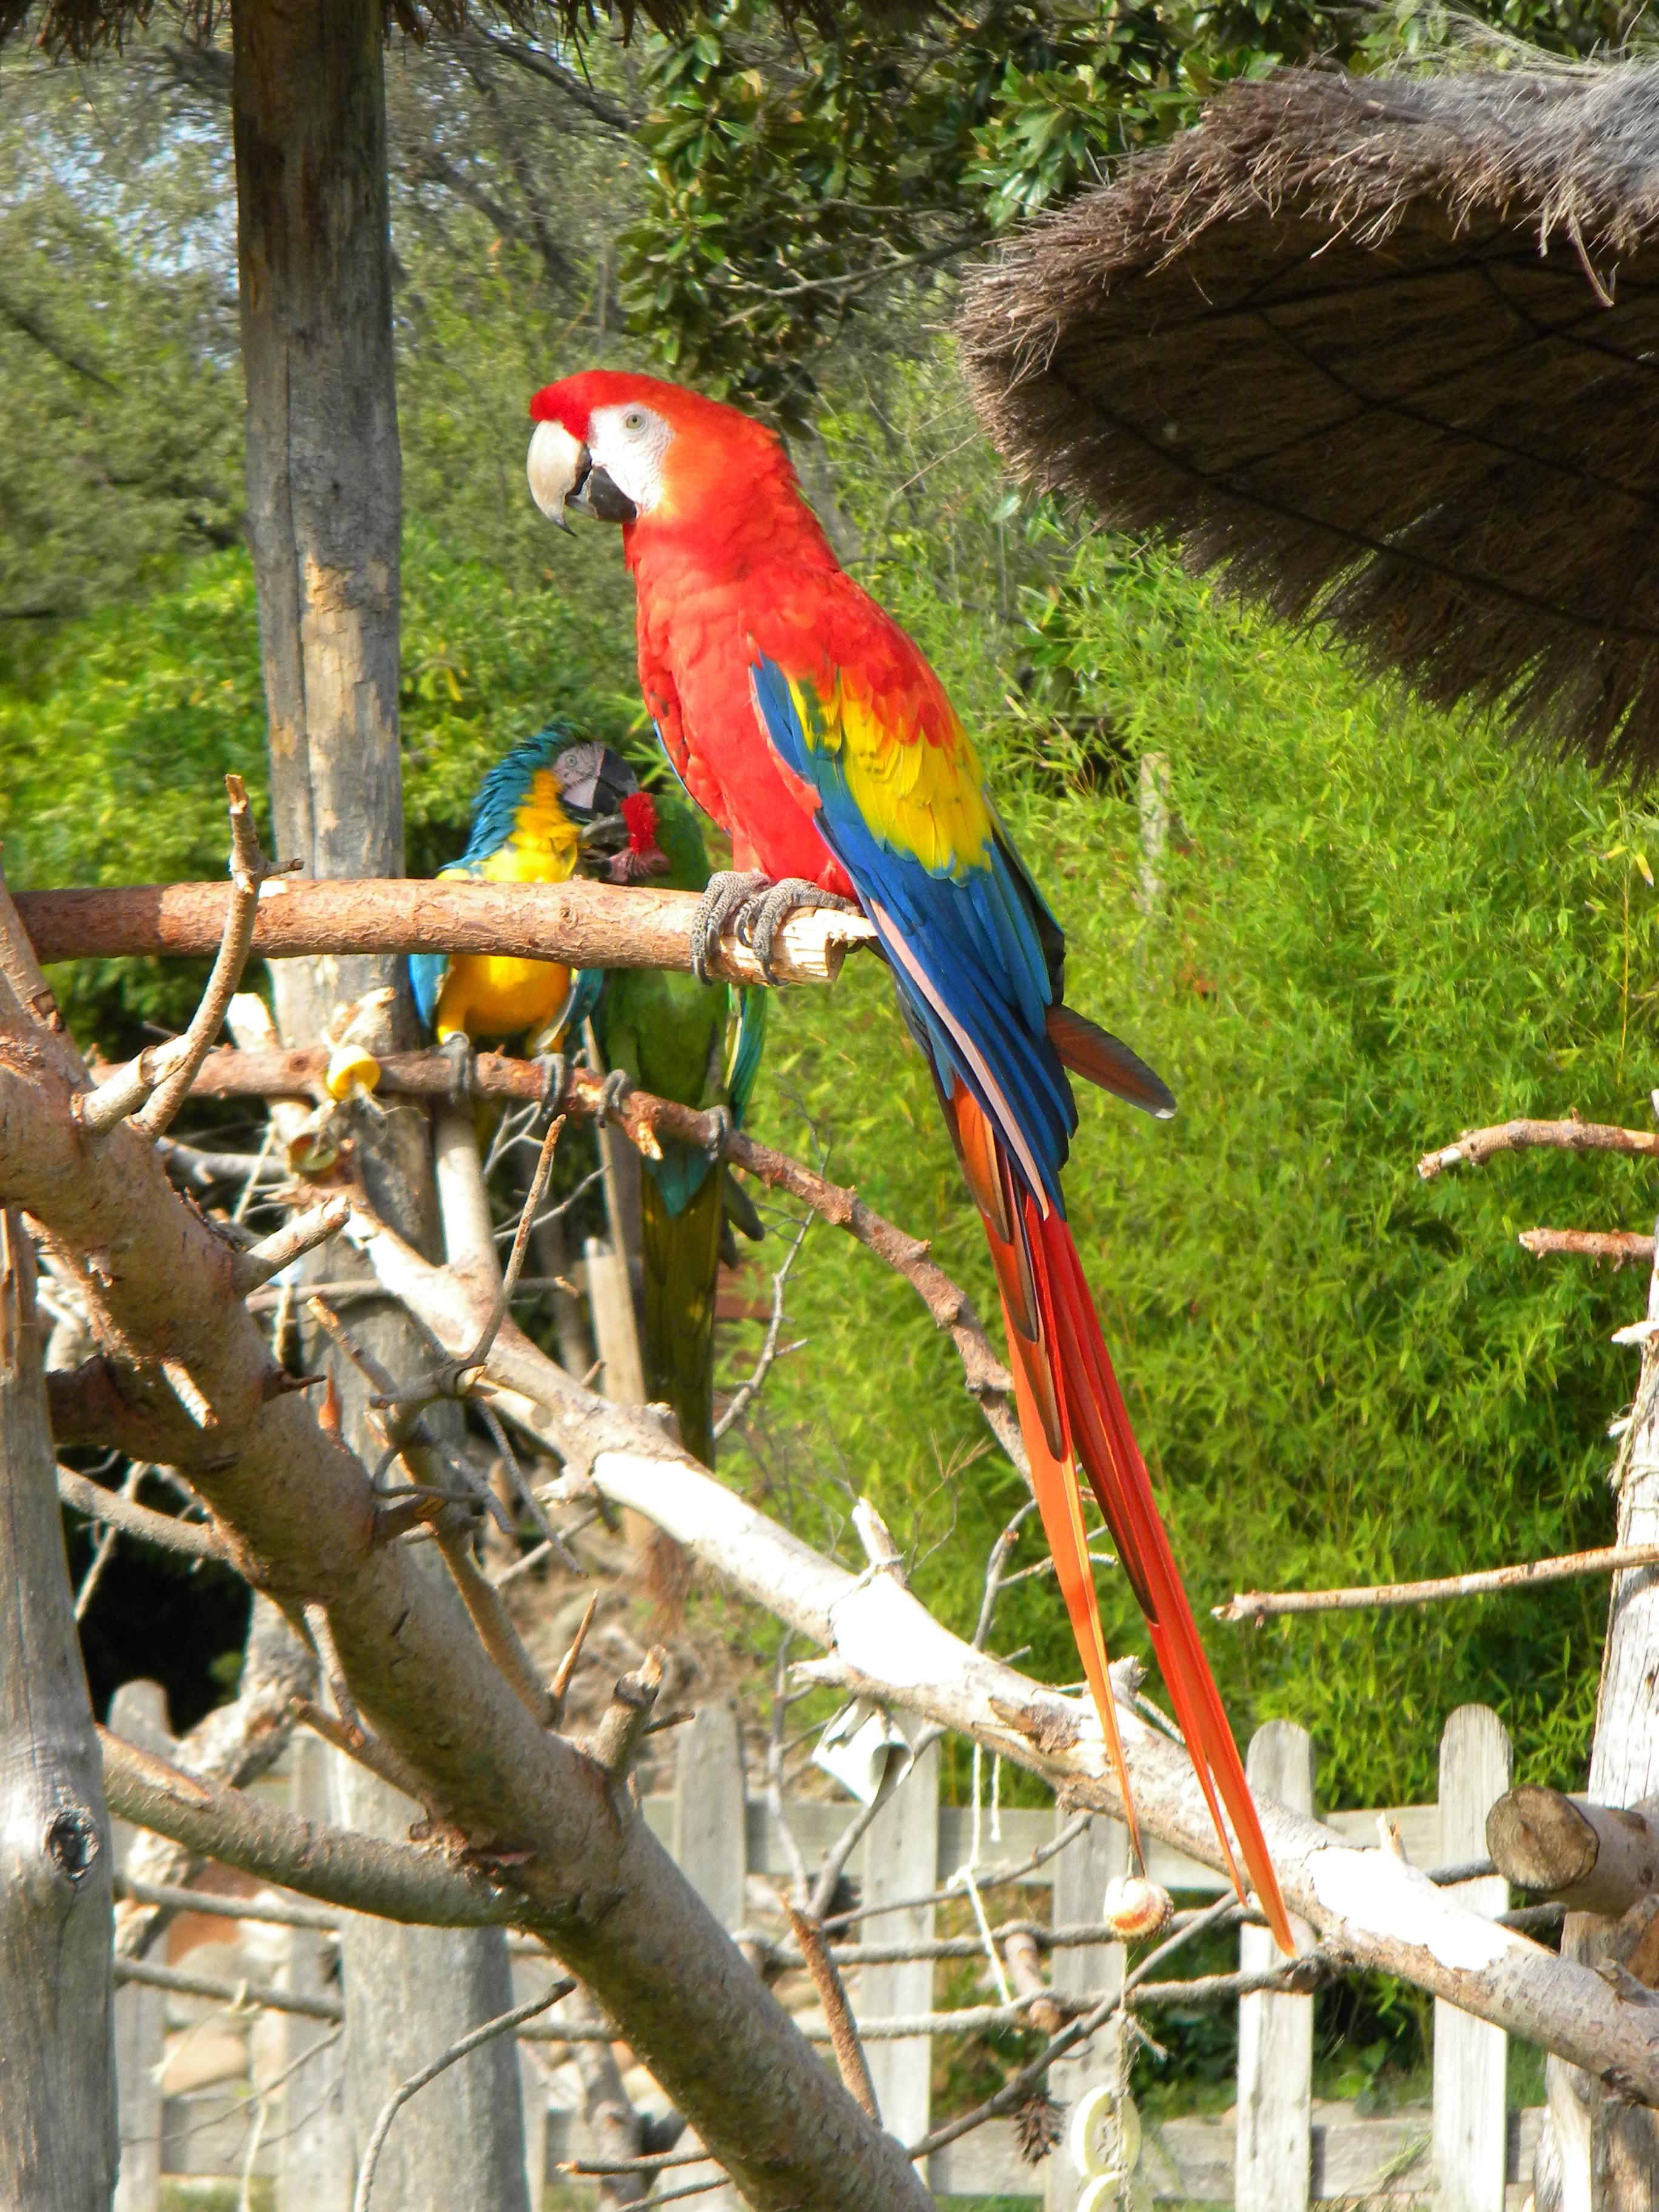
[108,1687,1544,2208]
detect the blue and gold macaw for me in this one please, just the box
[411,729,666,1094]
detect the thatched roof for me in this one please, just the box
[959,64,1659,778]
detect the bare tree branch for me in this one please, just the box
[135,775,274,1138]
[1520,1228,1656,1263]
[58,1463,227,1566]
[787,1905,879,2119]
[15,875,877,990]
[100,1730,523,1928]
[346,1210,1659,2104]
[0,905,934,2212]
[1216,1541,1659,1622]
[1419,1116,1659,1179]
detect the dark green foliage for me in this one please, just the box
[617,0,1651,413]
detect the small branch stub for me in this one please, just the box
[591,1649,666,1778]
[230,1195,351,1296]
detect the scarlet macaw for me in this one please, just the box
[523,372,1291,1948]
[565,793,769,1466]
[410,728,667,1097]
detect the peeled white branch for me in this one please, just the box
[346,1204,1659,2109]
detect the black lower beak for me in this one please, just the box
[569,457,638,526]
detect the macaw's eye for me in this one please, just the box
[623,410,646,432]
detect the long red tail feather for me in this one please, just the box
[953,1088,1293,1954]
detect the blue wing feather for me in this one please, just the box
[751,655,1074,1211]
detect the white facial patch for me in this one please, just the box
[588,402,674,515]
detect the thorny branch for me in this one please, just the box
[175,1044,1029,1478]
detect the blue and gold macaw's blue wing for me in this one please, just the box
[409,858,483,1033]
[749,652,1077,1213]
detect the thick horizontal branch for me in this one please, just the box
[355,1211,1659,2106]
[100,1730,525,1928]
[1419,1118,1659,1179]
[1216,1541,1659,1622]
[15,877,878,990]
[1520,1229,1656,1263]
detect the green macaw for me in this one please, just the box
[571,794,768,1466]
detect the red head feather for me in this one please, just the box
[620,788,659,855]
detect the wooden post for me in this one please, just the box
[586,1236,646,1407]
[276,1732,351,2212]
[1047,1809,1129,2212]
[0,1209,117,2208]
[108,1681,173,2212]
[1546,1232,1659,2212]
[859,1737,939,2148]
[1433,1705,1512,2212]
[674,1703,748,1932]
[330,1755,530,2212]
[1236,1721,1315,2212]
[230,6,532,2195]
[666,1703,747,2211]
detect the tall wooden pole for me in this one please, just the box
[230,5,528,2204]
[0,1206,116,2208]
[1542,1228,1659,2211]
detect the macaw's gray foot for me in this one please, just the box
[702,1103,734,1162]
[531,1051,569,1121]
[438,1031,475,1103]
[689,871,769,985]
[738,879,859,980]
[595,1067,632,1125]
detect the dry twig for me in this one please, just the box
[786,1905,879,2119]
[352,1977,575,2212]
[1218,1541,1659,1621]
[1419,1116,1659,1179]
[1520,1228,1656,1263]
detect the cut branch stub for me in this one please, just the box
[1487,1786,1659,1916]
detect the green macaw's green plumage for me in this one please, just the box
[591,795,768,1466]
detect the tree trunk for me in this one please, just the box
[0,1208,116,2208]
[230,8,525,2204]
[1544,1233,1659,2212]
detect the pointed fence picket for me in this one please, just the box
[123,1698,1541,2206]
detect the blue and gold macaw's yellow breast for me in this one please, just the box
[410,723,585,1045]
[750,638,1076,1213]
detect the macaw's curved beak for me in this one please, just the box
[527,421,637,531]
